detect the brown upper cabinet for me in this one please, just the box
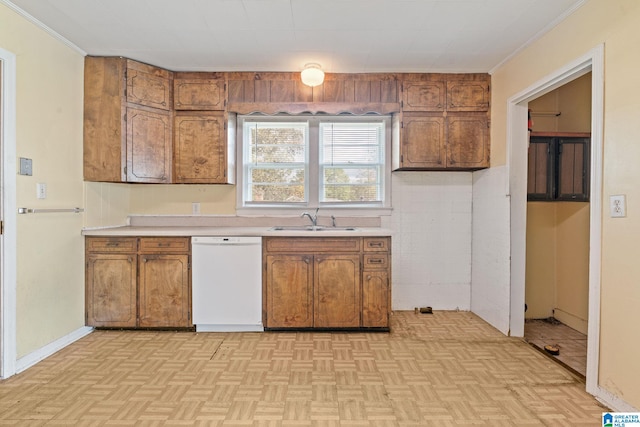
[84,58,235,184]
[84,56,490,181]
[393,73,490,170]
[84,56,173,183]
[401,80,445,112]
[174,111,235,184]
[126,60,172,111]
[446,77,491,111]
[174,73,226,110]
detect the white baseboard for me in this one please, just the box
[553,308,588,335]
[595,385,638,412]
[15,326,93,374]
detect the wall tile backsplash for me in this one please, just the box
[383,172,473,310]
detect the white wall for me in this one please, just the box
[471,166,511,334]
[383,172,472,311]
[1,3,86,360]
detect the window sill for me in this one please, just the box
[236,206,393,217]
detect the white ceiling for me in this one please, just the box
[5,0,584,73]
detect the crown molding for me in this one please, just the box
[1,0,86,56]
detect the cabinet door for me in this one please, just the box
[362,271,389,328]
[138,254,191,327]
[314,254,361,328]
[402,81,445,112]
[264,255,313,328]
[174,113,227,183]
[86,253,137,327]
[126,61,172,110]
[126,107,172,183]
[446,113,489,169]
[83,56,127,182]
[557,137,589,201]
[446,78,490,111]
[527,137,553,200]
[174,78,225,110]
[400,113,446,169]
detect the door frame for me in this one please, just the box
[0,47,17,379]
[507,44,603,396]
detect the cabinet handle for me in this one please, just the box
[368,242,383,248]
[303,257,310,264]
[366,275,372,280]
[127,256,133,263]
[142,258,147,263]
[369,258,383,264]
[106,242,120,247]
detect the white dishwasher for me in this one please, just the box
[192,236,263,332]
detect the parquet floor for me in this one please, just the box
[0,311,607,426]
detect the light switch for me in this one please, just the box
[610,194,626,218]
[19,157,33,176]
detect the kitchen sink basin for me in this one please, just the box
[269,225,359,232]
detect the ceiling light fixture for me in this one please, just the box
[301,63,325,87]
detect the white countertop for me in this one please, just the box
[81,225,393,237]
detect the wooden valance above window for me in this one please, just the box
[227,72,401,115]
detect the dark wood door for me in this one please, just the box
[362,270,389,328]
[446,78,490,111]
[314,254,361,328]
[446,113,489,169]
[174,78,225,110]
[86,253,137,327]
[126,61,172,111]
[402,81,445,112]
[264,254,314,328]
[401,113,446,169]
[126,107,172,183]
[174,112,226,183]
[138,254,191,327]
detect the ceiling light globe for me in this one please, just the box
[301,63,325,87]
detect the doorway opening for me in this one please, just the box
[523,72,592,378]
[508,45,603,397]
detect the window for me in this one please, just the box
[238,115,390,212]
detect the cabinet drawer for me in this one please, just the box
[363,254,389,270]
[86,237,137,253]
[363,237,390,252]
[264,237,361,253]
[139,237,190,253]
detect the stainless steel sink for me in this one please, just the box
[269,226,359,231]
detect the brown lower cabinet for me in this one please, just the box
[263,236,391,330]
[85,236,191,328]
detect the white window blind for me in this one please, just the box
[319,122,384,203]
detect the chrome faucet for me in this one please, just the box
[301,208,319,227]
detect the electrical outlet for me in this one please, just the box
[36,183,47,199]
[192,202,201,215]
[610,194,626,218]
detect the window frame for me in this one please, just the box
[236,114,392,215]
